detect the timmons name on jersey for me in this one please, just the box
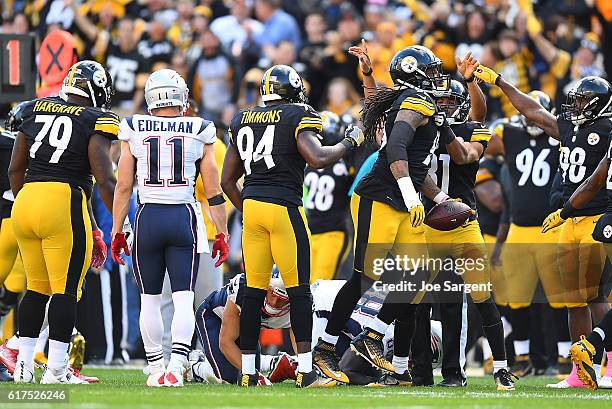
[32,100,86,116]
[135,118,194,134]
[240,109,283,124]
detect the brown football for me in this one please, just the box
[425,200,473,231]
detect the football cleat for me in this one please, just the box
[145,364,166,387]
[68,366,99,383]
[313,340,349,383]
[69,332,86,371]
[510,354,533,377]
[438,375,467,387]
[350,329,395,373]
[366,371,413,387]
[13,361,35,384]
[0,340,18,374]
[546,379,586,388]
[164,368,184,387]
[494,368,517,391]
[598,376,612,389]
[569,336,597,390]
[295,369,336,388]
[41,367,87,384]
[238,373,259,387]
[34,352,48,368]
[269,352,297,383]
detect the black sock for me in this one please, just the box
[286,285,313,344]
[393,304,417,357]
[239,286,266,352]
[18,290,49,338]
[510,306,531,352]
[325,272,372,336]
[0,286,20,319]
[48,294,77,343]
[476,299,506,361]
[587,309,612,359]
[553,306,570,345]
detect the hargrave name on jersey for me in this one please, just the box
[240,109,283,124]
[32,100,86,116]
[135,118,194,133]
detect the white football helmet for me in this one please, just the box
[263,272,289,318]
[144,69,189,114]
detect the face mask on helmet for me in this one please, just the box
[393,54,451,96]
[61,61,114,110]
[436,95,469,125]
[561,78,612,126]
[519,116,544,136]
[319,111,342,145]
[262,286,290,317]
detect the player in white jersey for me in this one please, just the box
[110,69,229,387]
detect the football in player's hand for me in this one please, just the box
[425,200,472,231]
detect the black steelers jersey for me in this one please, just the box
[606,138,612,212]
[475,158,503,236]
[557,116,611,217]
[500,123,560,226]
[549,168,564,211]
[304,159,353,234]
[356,88,439,211]
[423,122,491,214]
[18,97,119,197]
[229,103,323,207]
[0,128,14,219]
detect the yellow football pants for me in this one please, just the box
[310,230,350,282]
[425,220,491,303]
[557,215,606,308]
[242,199,311,289]
[351,193,427,281]
[502,224,564,308]
[0,217,19,285]
[11,182,92,298]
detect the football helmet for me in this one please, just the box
[319,111,343,145]
[4,101,29,133]
[61,60,114,110]
[521,90,553,136]
[389,45,450,95]
[260,65,307,104]
[435,79,470,125]
[145,69,189,114]
[263,271,289,318]
[562,76,612,126]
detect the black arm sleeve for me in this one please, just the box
[386,121,415,164]
[438,125,456,144]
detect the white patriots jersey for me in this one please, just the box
[118,114,216,204]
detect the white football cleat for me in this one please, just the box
[146,369,165,387]
[598,376,612,389]
[41,367,87,384]
[545,379,585,389]
[13,361,35,384]
[164,368,184,387]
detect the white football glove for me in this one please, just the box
[344,124,365,147]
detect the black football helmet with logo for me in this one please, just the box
[61,60,114,110]
[562,76,612,126]
[389,45,450,94]
[5,101,29,132]
[260,65,307,105]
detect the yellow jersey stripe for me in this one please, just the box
[96,119,120,125]
[475,171,493,184]
[404,97,435,110]
[471,132,492,143]
[295,122,323,139]
[94,122,119,136]
[264,69,272,96]
[400,100,435,117]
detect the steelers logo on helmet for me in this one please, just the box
[288,69,302,89]
[587,132,600,145]
[92,69,107,88]
[400,55,418,74]
[604,225,612,239]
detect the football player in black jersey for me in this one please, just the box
[304,111,354,282]
[486,91,569,377]
[9,61,118,384]
[475,66,612,388]
[221,64,364,388]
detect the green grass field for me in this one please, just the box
[0,369,610,409]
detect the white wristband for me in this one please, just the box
[433,191,450,204]
[397,176,419,207]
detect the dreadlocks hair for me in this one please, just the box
[361,86,406,143]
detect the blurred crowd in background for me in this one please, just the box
[1,0,611,367]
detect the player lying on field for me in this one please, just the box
[186,275,442,385]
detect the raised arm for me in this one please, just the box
[348,39,377,98]
[474,64,560,139]
[456,52,486,122]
